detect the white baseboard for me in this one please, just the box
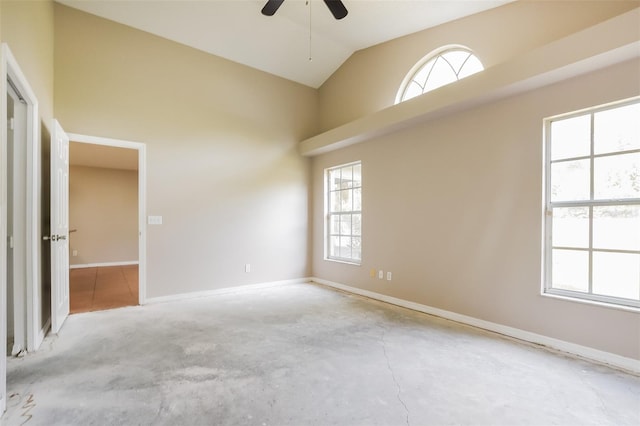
[144,277,309,305]
[70,261,139,269]
[310,277,640,375]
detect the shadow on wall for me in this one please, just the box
[40,121,51,330]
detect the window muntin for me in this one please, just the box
[326,162,362,264]
[397,47,484,104]
[544,98,640,309]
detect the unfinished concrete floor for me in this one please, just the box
[4,283,640,425]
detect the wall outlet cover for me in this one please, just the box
[148,215,163,225]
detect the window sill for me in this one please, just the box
[324,258,361,267]
[541,290,640,313]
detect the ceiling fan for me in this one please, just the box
[261,0,348,20]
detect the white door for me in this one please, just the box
[50,119,69,334]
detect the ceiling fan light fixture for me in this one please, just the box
[261,0,348,20]
[261,0,285,16]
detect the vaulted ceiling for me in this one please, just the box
[56,0,513,88]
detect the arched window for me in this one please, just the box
[396,46,484,104]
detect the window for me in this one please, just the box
[544,98,640,309]
[396,46,484,104]
[326,162,362,264]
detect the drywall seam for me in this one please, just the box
[310,277,640,375]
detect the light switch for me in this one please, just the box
[148,216,163,225]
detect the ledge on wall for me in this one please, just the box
[299,8,640,157]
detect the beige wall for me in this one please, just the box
[1,0,55,329]
[69,165,138,266]
[1,0,54,126]
[54,4,317,298]
[318,1,638,131]
[311,58,640,360]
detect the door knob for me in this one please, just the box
[43,234,67,241]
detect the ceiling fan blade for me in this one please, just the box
[261,0,285,16]
[323,0,348,20]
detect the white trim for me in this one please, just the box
[0,42,43,413]
[1,44,42,357]
[310,277,640,375]
[37,317,51,348]
[66,133,147,305]
[144,278,308,305]
[395,44,481,104]
[542,96,640,311]
[70,261,139,269]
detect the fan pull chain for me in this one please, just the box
[307,0,312,61]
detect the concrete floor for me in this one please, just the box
[4,283,640,425]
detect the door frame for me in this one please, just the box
[67,133,147,304]
[1,43,41,413]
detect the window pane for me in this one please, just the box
[352,214,361,236]
[412,58,436,87]
[552,207,589,248]
[325,162,362,263]
[328,169,341,191]
[340,189,352,211]
[441,50,470,74]
[340,214,352,235]
[424,56,457,92]
[352,164,361,187]
[353,188,362,211]
[594,103,640,154]
[593,205,640,251]
[402,81,424,102]
[552,249,589,292]
[594,152,640,200]
[593,252,640,300]
[352,237,362,261]
[330,191,340,213]
[330,215,340,235]
[458,54,483,79]
[329,236,340,257]
[340,166,353,189]
[551,159,590,202]
[550,115,590,161]
[339,236,351,259]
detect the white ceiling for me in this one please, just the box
[56,0,513,88]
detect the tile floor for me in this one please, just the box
[69,265,138,314]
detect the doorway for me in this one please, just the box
[66,134,147,309]
[68,142,140,313]
[6,79,27,356]
[1,43,43,415]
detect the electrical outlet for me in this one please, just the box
[245,264,251,273]
[378,270,384,279]
[72,249,78,257]
[148,215,163,225]
[387,271,392,281]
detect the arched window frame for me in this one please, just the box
[395,45,484,104]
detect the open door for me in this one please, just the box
[50,119,69,334]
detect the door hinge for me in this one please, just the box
[8,117,14,130]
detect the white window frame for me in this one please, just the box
[325,161,362,265]
[543,97,640,310]
[395,45,484,104]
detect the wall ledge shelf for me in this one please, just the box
[299,8,640,157]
